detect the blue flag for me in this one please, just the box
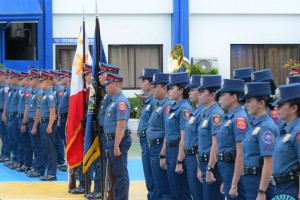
[83,16,107,173]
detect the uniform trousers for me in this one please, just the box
[274,180,298,199]
[8,116,19,163]
[56,117,66,165]
[0,112,9,159]
[18,118,32,167]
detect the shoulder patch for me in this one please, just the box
[236,117,246,130]
[183,110,190,119]
[297,132,300,144]
[261,131,275,144]
[212,114,222,125]
[48,95,54,100]
[25,92,30,99]
[165,106,170,114]
[270,107,279,118]
[118,102,126,110]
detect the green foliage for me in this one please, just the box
[0,63,6,70]
[128,97,143,118]
[190,64,219,75]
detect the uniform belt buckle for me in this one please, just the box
[270,176,276,186]
[241,166,245,175]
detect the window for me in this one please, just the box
[231,44,300,85]
[5,22,38,60]
[55,45,93,70]
[108,45,163,89]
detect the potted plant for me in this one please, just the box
[127,97,143,133]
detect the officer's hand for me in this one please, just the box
[175,163,183,174]
[229,187,238,198]
[220,182,225,194]
[21,124,26,133]
[206,171,216,184]
[114,146,121,157]
[256,193,266,200]
[46,126,52,134]
[160,158,167,170]
[31,127,37,135]
[197,167,203,183]
[2,113,5,123]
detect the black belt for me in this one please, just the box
[105,130,131,141]
[27,117,35,123]
[242,166,262,175]
[215,151,236,162]
[137,131,146,138]
[60,113,68,119]
[17,113,24,119]
[40,118,49,123]
[197,153,210,162]
[184,146,198,156]
[147,138,164,147]
[271,170,299,186]
[8,112,17,118]
[99,126,104,134]
[166,139,179,148]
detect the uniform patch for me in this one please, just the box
[43,95,46,100]
[8,92,11,97]
[25,92,30,99]
[183,110,190,119]
[236,117,246,130]
[201,119,208,128]
[118,102,126,110]
[270,108,279,118]
[261,131,275,144]
[169,112,174,119]
[49,95,54,100]
[37,96,41,102]
[252,127,260,135]
[225,120,231,126]
[212,115,221,125]
[297,132,300,144]
[64,91,67,96]
[282,133,291,143]
[165,106,170,114]
[4,87,8,93]
[189,116,195,124]
[156,107,161,112]
[58,90,63,96]
[107,113,110,117]
[145,104,151,111]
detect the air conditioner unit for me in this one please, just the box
[191,57,218,71]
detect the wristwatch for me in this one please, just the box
[159,154,165,159]
[176,160,184,165]
[206,166,214,172]
[258,189,266,194]
[231,184,237,190]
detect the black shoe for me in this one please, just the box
[70,185,85,194]
[86,191,101,199]
[25,168,35,174]
[40,174,57,181]
[9,163,20,170]
[16,165,31,172]
[4,160,14,166]
[58,165,68,172]
[0,156,6,162]
[27,171,42,178]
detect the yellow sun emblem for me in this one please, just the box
[73,53,89,75]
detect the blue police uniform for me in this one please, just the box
[104,73,132,200]
[239,82,278,199]
[27,87,45,176]
[39,86,57,179]
[17,84,33,169]
[271,83,300,198]
[215,79,248,200]
[196,75,224,200]
[4,85,13,164]
[0,81,9,160]
[137,68,160,200]
[164,72,192,200]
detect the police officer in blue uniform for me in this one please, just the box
[215,79,248,200]
[271,83,300,199]
[137,68,160,200]
[161,72,192,200]
[0,69,9,162]
[146,73,172,199]
[182,74,204,200]
[104,73,131,200]
[38,71,58,181]
[16,72,33,172]
[196,75,224,200]
[26,71,45,178]
[233,67,254,83]
[240,82,278,199]
[286,76,300,84]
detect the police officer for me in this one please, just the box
[271,83,300,198]
[215,79,248,200]
[104,73,132,200]
[161,72,192,200]
[38,71,57,181]
[137,68,160,200]
[196,75,224,200]
[16,72,33,172]
[181,74,204,200]
[0,69,9,162]
[240,82,278,199]
[233,67,254,83]
[26,71,45,178]
[57,70,71,172]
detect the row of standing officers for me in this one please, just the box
[137,67,300,200]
